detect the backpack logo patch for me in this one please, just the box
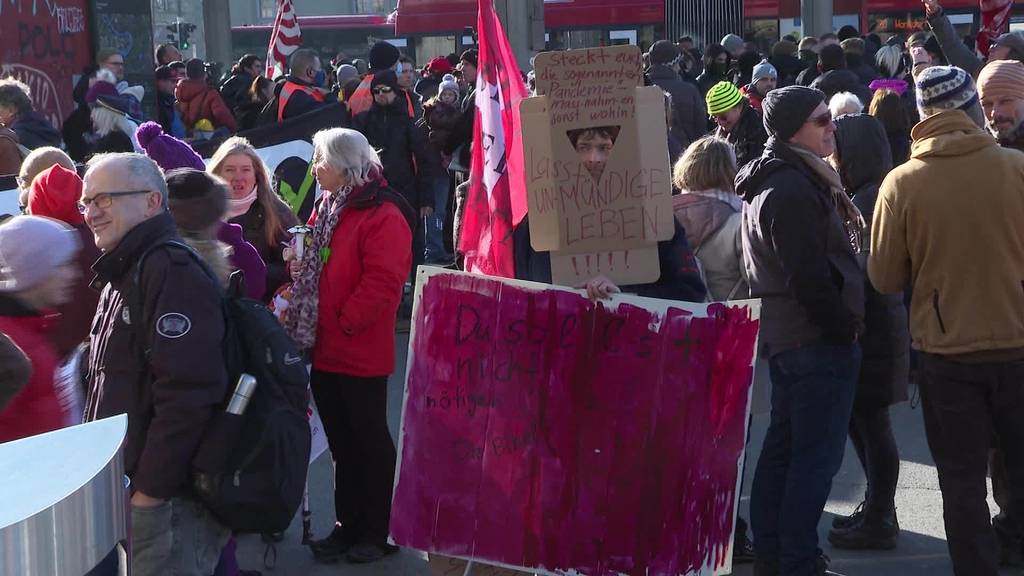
[156,313,192,339]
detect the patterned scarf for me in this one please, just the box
[284,186,351,350]
[790,144,865,253]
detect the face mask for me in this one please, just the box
[395,62,404,75]
[313,69,326,87]
[712,62,728,75]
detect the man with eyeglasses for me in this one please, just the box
[646,40,706,154]
[97,48,126,82]
[870,66,1024,576]
[80,152,230,576]
[736,85,865,576]
[352,70,438,268]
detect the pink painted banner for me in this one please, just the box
[390,269,760,576]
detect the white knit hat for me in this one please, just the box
[0,216,80,292]
[438,74,460,99]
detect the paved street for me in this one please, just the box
[237,335,1010,576]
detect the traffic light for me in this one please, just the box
[179,23,195,50]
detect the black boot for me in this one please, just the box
[309,524,355,564]
[827,507,899,550]
[830,501,864,531]
[816,553,846,575]
[993,513,1024,568]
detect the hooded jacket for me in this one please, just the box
[0,295,64,443]
[310,179,415,377]
[715,103,769,169]
[810,69,873,107]
[174,78,237,133]
[11,111,61,150]
[737,138,865,358]
[834,114,909,408]
[870,110,1024,356]
[672,190,747,301]
[647,64,707,149]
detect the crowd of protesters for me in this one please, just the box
[1,0,1024,574]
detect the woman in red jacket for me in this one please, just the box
[0,215,82,443]
[285,127,414,565]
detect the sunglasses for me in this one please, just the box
[373,86,394,95]
[807,112,833,128]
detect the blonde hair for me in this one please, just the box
[207,136,289,247]
[672,136,738,193]
[311,128,382,188]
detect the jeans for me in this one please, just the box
[310,370,397,546]
[848,405,900,517]
[751,343,860,575]
[917,352,1024,576]
[425,175,453,264]
[131,497,229,576]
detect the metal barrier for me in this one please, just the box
[0,415,129,575]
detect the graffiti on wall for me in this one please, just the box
[0,0,92,129]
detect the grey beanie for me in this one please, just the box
[0,216,80,292]
[336,64,359,84]
[752,59,778,83]
[762,85,826,140]
[721,34,745,55]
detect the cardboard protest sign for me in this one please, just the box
[521,46,674,287]
[391,266,761,576]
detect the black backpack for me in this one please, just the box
[127,240,311,533]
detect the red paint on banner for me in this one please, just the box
[390,275,759,575]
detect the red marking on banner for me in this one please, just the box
[391,275,758,574]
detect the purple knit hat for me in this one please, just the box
[136,122,206,171]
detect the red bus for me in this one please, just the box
[231,0,664,66]
[745,0,1024,49]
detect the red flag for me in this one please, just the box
[266,0,302,79]
[978,0,1012,59]
[458,0,530,278]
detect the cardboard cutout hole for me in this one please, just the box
[566,125,621,183]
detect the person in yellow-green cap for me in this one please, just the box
[706,80,769,169]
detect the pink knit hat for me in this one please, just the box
[977,60,1024,102]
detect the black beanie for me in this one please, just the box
[165,169,227,233]
[648,40,679,66]
[460,49,478,68]
[368,41,400,71]
[371,69,401,93]
[762,85,825,141]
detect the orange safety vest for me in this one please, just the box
[277,80,326,122]
[348,73,416,118]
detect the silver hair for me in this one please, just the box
[829,92,864,118]
[311,128,382,188]
[86,153,169,207]
[90,105,140,150]
[875,45,905,79]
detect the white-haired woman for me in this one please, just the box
[285,127,415,565]
[829,91,864,118]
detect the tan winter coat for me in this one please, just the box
[869,109,1024,355]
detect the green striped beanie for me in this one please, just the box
[706,81,743,116]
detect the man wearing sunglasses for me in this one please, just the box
[707,81,768,170]
[352,70,438,268]
[737,85,865,576]
[80,152,230,576]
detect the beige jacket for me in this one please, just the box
[869,110,1024,355]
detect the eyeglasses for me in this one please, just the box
[807,112,833,128]
[373,86,393,95]
[77,190,153,214]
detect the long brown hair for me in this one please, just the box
[207,136,288,247]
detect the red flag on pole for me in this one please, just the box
[978,0,1012,59]
[458,0,530,278]
[266,0,302,79]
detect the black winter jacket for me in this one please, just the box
[352,101,438,209]
[835,115,909,408]
[219,71,255,110]
[737,138,865,358]
[716,103,769,170]
[648,64,707,150]
[85,213,228,499]
[229,199,300,301]
[12,112,60,150]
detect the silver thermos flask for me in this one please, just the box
[226,374,258,415]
